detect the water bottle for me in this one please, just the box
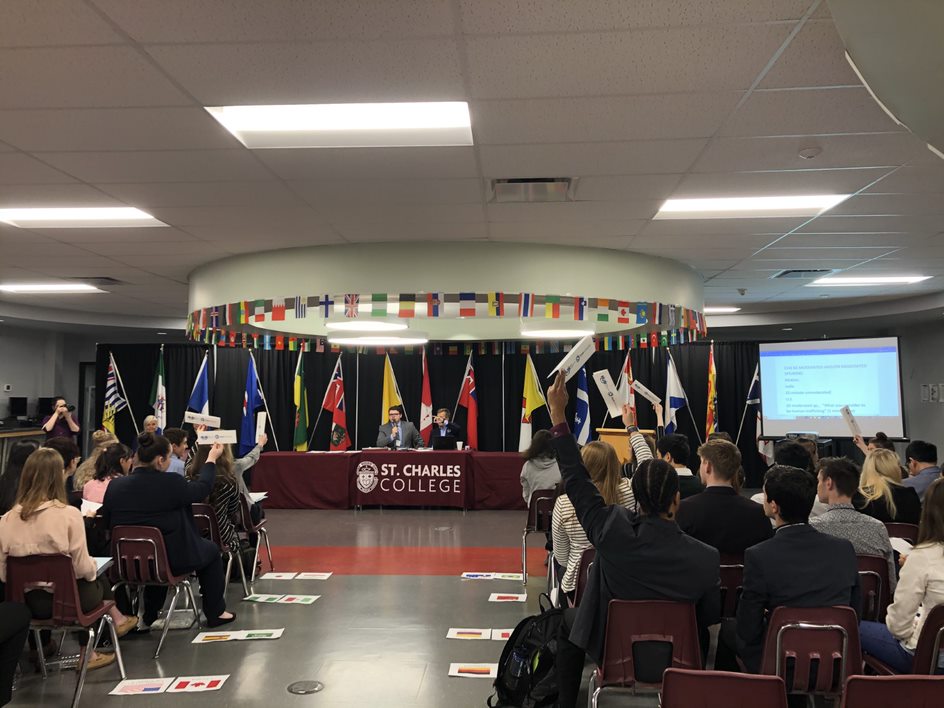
[507,648,528,691]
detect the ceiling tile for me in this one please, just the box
[37,150,272,183]
[486,201,660,222]
[639,217,806,237]
[797,214,944,235]
[335,222,488,242]
[99,181,304,208]
[759,20,861,88]
[862,164,944,193]
[672,167,892,198]
[290,178,483,206]
[257,147,479,181]
[319,203,485,224]
[574,175,682,201]
[488,221,642,240]
[0,152,76,184]
[0,183,120,207]
[827,193,944,216]
[0,0,123,46]
[25,226,196,243]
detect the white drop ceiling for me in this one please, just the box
[0,0,942,321]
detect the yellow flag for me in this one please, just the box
[519,355,548,451]
[381,354,403,424]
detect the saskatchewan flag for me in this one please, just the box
[293,351,308,451]
[381,354,404,424]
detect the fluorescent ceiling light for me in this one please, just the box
[328,335,429,346]
[807,275,932,286]
[0,283,105,293]
[704,307,741,314]
[205,102,474,149]
[654,195,850,219]
[325,320,408,332]
[520,328,595,340]
[0,207,166,228]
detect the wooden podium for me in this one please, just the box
[596,428,656,463]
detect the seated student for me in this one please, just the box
[902,440,942,502]
[546,377,720,708]
[0,448,137,671]
[519,430,561,506]
[102,433,235,629]
[162,428,190,477]
[751,440,829,518]
[860,478,944,673]
[854,431,897,455]
[431,408,463,442]
[73,430,117,492]
[42,436,81,502]
[812,457,896,594]
[190,442,246,557]
[0,441,39,516]
[657,434,704,498]
[552,440,635,603]
[377,406,422,449]
[677,438,772,554]
[82,443,132,504]
[724,465,861,673]
[858,448,921,524]
[619,400,660,478]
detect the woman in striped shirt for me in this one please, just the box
[553,430,652,602]
[190,444,244,554]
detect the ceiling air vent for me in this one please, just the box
[770,269,838,280]
[67,276,125,286]
[488,178,575,203]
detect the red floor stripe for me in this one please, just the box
[270,545,549,575]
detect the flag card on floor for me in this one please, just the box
[295,572,333,580]
[245,594,284,603]
[167,676,229,693]
[276,595,320,604]
[488,593,527,603]
[193,628,284,643]
[241,629,285,640]
[448,663,498,678]
[446,628,490,640]
[460,572,495,580]
[491,629,514,641]
[109,678,175,695]
[259,572,297,580]
[492,573,524,581]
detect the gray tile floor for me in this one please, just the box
[9,509,658,707]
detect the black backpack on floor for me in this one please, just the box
[487,593,564,708]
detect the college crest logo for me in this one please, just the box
[355,461,379,494]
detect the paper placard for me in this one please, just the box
[197,429,237,445]
[491,629,514,642]
[592,370,624,418]
[245,594,284,603]
[631,379,661,406]
[167,676,228,693]
[461,572,495,580]
[184,411,221,428]
[259,572,296,580]
[890,537,913,555]
[548,335,595,382]
[109,678,175,695]
[248,491,268,504]
[488,593,527,603]
[295,572,332,580]
[492,573,524,581]
[446,628,491,640]
[276,595,319,604]
[192,628,284,643]
[256,412,267,443]
[448,663,498,678]
[839,406,862,438]
[81,499,102,515]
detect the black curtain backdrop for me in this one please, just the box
[96,340,767,486]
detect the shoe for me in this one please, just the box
[115,615,139,638]
[81,651,116,671]
[205,613,236,628]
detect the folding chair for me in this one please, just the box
[521,488,556,587]
[233,494,274,584]
[5,554,126,708]
[883,523,919,545]
[840,675,944,708]
[192,503,250,597]
[660,668,787,708]
[719,553,744,619]
[856,554,890,623]
[110,525,198,658]
[588,600,702,707]
[571,547,595,608]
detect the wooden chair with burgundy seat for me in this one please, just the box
[659,668,788,708]
[840,675,944,708]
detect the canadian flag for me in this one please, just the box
[419,347,433,445]
[169,676,226,692]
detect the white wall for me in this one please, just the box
[896,324,944,452]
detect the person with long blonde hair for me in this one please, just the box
[859,448,921,525]
[552,439,636,600]
[0,448,137,671]
[72,429,117,490]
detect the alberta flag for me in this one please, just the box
[240,353,264,456]
[186,353,210,415]
[574,367,591,445]
[150,347,167,433]
[664,351,687,435]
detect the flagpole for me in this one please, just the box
[734,400,751,446]
[249,351,280,451]
[354,351,360,450]
[501,349,506,452]
[453,353,472,417]
[307,354,340,450]
[735,364,761,446]
[110,352,140,435]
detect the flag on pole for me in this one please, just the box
[322,357,350,451]
[239,354,264,456]
[149,347,167,434]
[574,367,590,445]
[746,363,773,464]
[419,348,433,445]
[293,351,308,451]
[102,353,128,435]
[381,354,404,424]
[519,355,548,451]
[457,354,479,449]
[664,351,687,435]
[616,350,636,424]
[706,341,718,438]
[186,353,210,415]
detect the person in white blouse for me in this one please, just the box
[860,478,944,672]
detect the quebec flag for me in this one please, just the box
[664,352,687,435]
[574,366,591,445]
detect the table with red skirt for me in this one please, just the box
[250,450,528,511]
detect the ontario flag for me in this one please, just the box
[419,347,433,445]
[457,354,478,449]
[322,356,350,451]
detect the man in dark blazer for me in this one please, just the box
[431,407,463,443]
[677,438,773,554]
[102,439,232,628]
[377,406,423,449]
[657,434,705,499]
[726,465,861,673]
[546,374,720,708]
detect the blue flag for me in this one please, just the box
[186,354,209,415]
[665,352,687,435]
[240,354,264,456]
[574,366,591,445]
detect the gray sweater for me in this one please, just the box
[520,457,562,505]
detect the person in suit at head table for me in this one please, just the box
[377,406,423,449]
[431,407,463,443]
